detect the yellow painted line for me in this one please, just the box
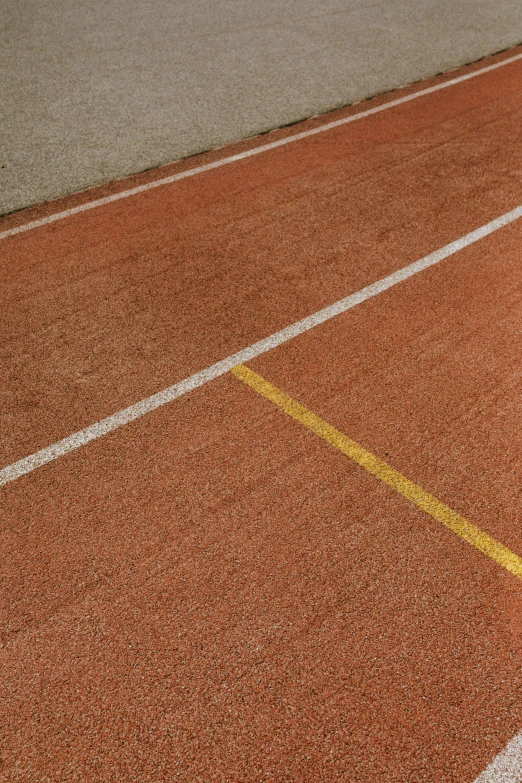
[231,363,522,581]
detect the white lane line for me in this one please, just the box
[1,52,522,243]
[473,730,522,782]
[1,206,520,488]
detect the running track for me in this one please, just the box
[1,46,522,781]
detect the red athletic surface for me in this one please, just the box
[1,50,521,465]
[1,47,522,781]
[2,379,522,780]
[252,220,522,554]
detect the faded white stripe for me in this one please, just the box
[1,206,520,487]
[474,730,522,783]
[1,52,522,243]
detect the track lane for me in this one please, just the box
[249,220,522,558]
[2,207,519,488]
[2,44,522,783]
[1,55,521,466]
[1,375,522,781]
[231,363,522,580]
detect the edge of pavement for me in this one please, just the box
[1,42,521,231]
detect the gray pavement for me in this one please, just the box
[1,0,521,215]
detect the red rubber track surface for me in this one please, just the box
[251,220,522,554]
[1,46,522,782]
[2,377,522,780]
[1,51,521,465]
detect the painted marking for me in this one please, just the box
[1,207,520,488]
[231,364,522,580]
[1,52,522,242]
[473,730,522,782]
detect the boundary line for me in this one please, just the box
[1,52,522,242]
[1,207,520,487]
[231,364,522,580]
[473,731,522,782]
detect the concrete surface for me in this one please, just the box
[1,0,521,215]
